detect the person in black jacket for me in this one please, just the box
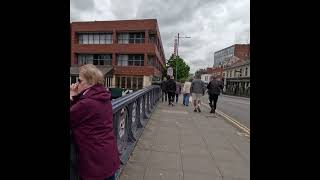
[165,75,176,106]
[161,77,167,102]
[207,76,223,113]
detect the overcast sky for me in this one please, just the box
[71,0,250,73]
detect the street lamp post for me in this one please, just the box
[175,33,190,80]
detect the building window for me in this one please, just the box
[129,33,145,44]
[70,76,77,84]
[116,77,120,88]
[127,77,132,89]
[93,34,99,44]
[117,55,128,66]
[93,54,112,65]
[138,77,143,89]
[128,54,144,66]
[148,56,154,66]
[115,76,143,89]
[78,33,112,44]
[78,54,112,65]
[245,67,248,76]
[132,77,137,89]
[118,54,144,66]
[118,33,129,44]
[118,32,145,44]
[88,34,94,44]
[121,77,126,88]
[239,68,242,77]
[149,34,156,43]
[78,54,93,65]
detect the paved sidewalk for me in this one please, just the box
[119,98,250,180]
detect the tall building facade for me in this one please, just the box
[70,19,166,90]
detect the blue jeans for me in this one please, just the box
[183,93,190,106]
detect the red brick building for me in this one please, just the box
[70,19,166,90]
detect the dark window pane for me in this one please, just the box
[121,77,126,88]
[93,60,98,65]
[134,61,140,66]
[71,76,77,84]
[132,77,137,89]
[127,77,132,89]
[138,77,143,89]
[116,77,120,88]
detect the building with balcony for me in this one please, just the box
[214,44,250,66]
[70,19,166,90]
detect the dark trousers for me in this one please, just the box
[175,94,179,103]
[162,90,167,102]
[209,94,219,110]
[167,92,175,104]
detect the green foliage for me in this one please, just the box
[165,54,190,81]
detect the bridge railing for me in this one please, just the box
[70,85,162,180]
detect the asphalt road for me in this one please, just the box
[201,94,250,129]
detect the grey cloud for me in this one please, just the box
[189,59,209,66]
[71,0,95,11]
[109,0,138,19]
[70,9,81,22]
[136,0,217,27]
[70,0,249,73]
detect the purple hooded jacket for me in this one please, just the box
[70,84,120,180]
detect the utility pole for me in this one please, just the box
[175,33,190,80]
[176,33,179,80]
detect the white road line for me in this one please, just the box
[203,104,250,136]
[221,99,250,105]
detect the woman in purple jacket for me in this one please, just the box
[70,64,120,180]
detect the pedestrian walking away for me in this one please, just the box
[161,77,168,102]
[175,81,182,103]
[207,76,224,113]
[182,79,192,106]
[190,75,206,112]
[165,75,176,106]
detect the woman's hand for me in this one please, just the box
[70,83,79,100]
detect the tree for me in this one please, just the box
[165,54,190,81]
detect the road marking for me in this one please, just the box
[221,99,250,105]
[203,104,250,136]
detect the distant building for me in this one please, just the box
[201,74,212,84]
[223,58,250,97]
[214,44,250,66]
